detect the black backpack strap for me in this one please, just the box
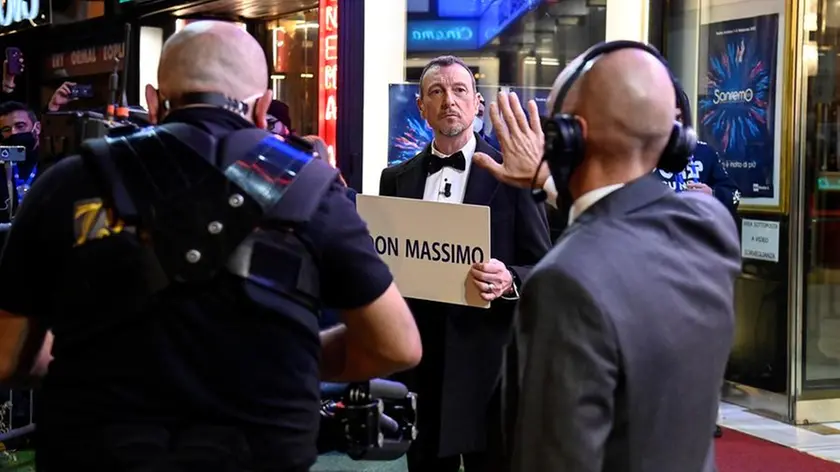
[81,124,264,285]
[81,125,339,288]
[218,129,340,223]
[218,130,339,310]
[80,123,223,227]
[80,137,139,224]
[274,160,341,222]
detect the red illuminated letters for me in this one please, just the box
[318,0,339,167]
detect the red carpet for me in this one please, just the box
[716,427,840,472]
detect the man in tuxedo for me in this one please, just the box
[379,55,550,472]
[474,43,741,472]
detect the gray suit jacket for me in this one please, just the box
[511,175,740,472]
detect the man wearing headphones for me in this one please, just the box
[473,42,741,472]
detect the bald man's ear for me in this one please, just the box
[253,89,273,129]
[416,96,425,120]
[145,85,159,125]
[576,116,589,141]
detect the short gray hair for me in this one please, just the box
[418,55,477,98]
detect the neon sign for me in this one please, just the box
[406,0,539,51]
[407,20,481,52]
[318,0,338,167]
[0,0,41,27]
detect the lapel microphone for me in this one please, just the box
[441,182,452,198]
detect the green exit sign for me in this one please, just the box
[818,173,840,191]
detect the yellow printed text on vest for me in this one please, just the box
[73,199,125,247]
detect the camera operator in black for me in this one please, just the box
[0,21,421,472]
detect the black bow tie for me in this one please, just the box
[428,151,466,175]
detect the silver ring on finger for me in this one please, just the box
[487,283,495,293]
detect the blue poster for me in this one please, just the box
[388,84,551,166]
[698,14,779,201]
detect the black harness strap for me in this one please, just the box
[217,129,340,222]
[81,137,139,224]
[80,124,339,294]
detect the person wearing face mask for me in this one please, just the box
[0,21,422,472]
[473,42,741,472]
[0,101,41,222]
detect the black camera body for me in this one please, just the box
[38,110,150,172]
[318,379,418,460]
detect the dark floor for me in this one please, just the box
[311,454,406,472]
[0,450,409,471]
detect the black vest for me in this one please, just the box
[54,123,338,348]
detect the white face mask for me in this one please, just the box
[473,116,484,133]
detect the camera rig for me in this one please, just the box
[0,379,418,463]
[38,108,149,172]
[318,379,418,460]
[38,23,145,173]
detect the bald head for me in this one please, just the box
[157,21,268,101]
[548,47,676,166]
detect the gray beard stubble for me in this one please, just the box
[440,124,466,137]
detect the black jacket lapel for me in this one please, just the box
[463,134,500,206]
[395,146,430,199]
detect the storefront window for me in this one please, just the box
[663,0,790,396]
[803,0,840,390]
[263,8,320,136]
[391,0,606,162]
[405,2,606,87]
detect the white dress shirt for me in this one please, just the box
[542,176,624,224]
[423,134,477,203]
[567,183,625,224]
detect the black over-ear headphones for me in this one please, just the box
[535,40,698,202]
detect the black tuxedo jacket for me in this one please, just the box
[379,135,550,457]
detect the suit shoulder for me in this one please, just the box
[669,191,740,252]
[475,136,502,161]
[528,247,610,322]
[679,191,733,223]
[382,154,423,176]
